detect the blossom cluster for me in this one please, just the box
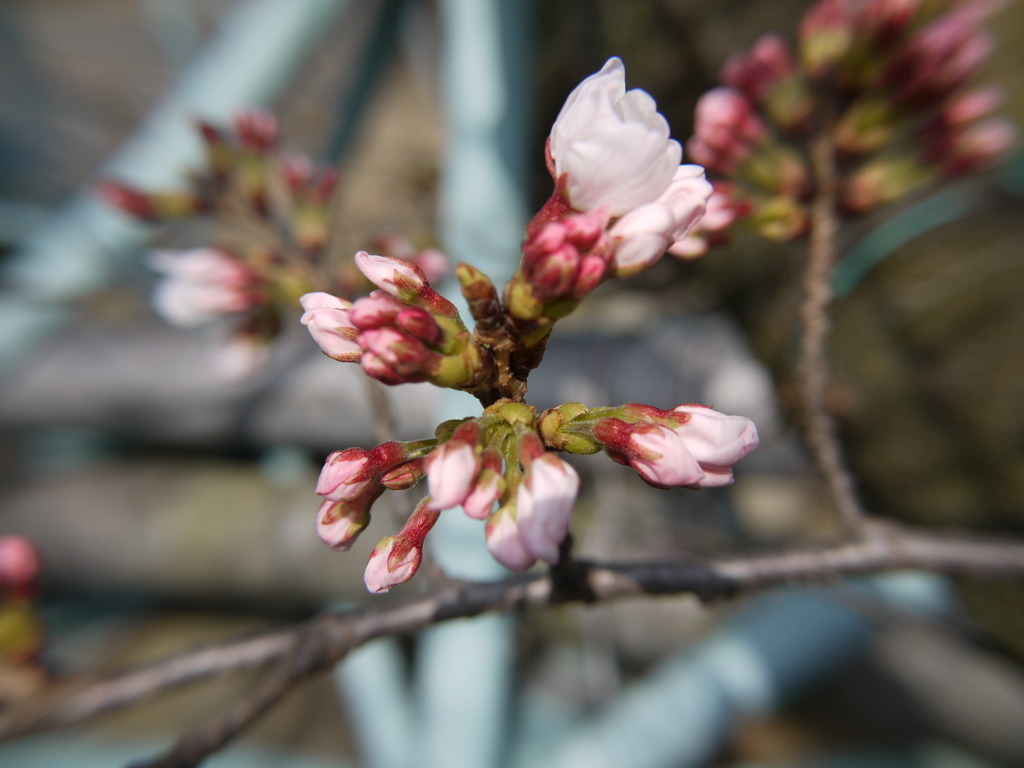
[315,399,757,593]
[301,59,760,592]
[97,111,447,371]
[685,0,1016,253]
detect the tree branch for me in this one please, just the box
[4,519,1024,757]
[800,129,865,530]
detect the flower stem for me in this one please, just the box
[799,129,866,532]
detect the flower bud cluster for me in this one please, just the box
[317,397,759,593]
[500,58,712,374]
[296,58,764,596]
[314,401,586,593]
[302,251,496,391]
[149,248,267,330]
[98,110,451,372]
[686,0,1016,252]
[540,402,759,490]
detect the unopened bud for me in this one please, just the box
[840,155,934,212]
[506,279,544,321]
[381,459,426,490]
[749,195,809,241]
[799,0,854,77]
[235,109,279,153]
[834,96,898,154]
[740,144,809,197]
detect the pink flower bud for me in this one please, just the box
[523,221,569,264]
[395,307,444,345]
[515,453,580,564]
[364,500,440,593]
[349,291,403,330]
[0,536,40,599]
[529,245,581,301]
[281,154,314,193]
[942,87,1004,128]
[151,249,262,328]
[549,58,684,216]
[670,405,760,488]
[425,438,481,511]
[235,109,279,153]
[380,459,426,490]
[722,34,794,104]
[943,117,1017,175]
[364,536,421,594]
[300,292,360,362]
[627,424,705,488]
[95,180,159,220]
[316,498,371,551]
[463,469,505,520]
[485,504,537,572]
[357,328,434,377]
[355,251,461,320]
[609,165,711,276]
[355,250,429,298]
[316,448,375,501]
[695,88,766,149]
[573,254,609,295]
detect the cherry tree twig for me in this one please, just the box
[4,519,1024,765]
[799,129,866,530]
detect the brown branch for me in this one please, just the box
[4,519,1024,756]
[799,129,865,530]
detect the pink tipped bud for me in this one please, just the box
[235,109,279,153]
[485,504,537,572]
[627,424,705,488]
[463,469,505,520]
[357,328,434,377]
[196,120,225,147]
[317,498,371,551]
[529,245,581,302]
[696,88,766,148]
[515,453,579,564]
[425,436,481,511]
[395,307,443,345]
[300,292,361,362]
[722,34,794,104]
[942,86,1004,128]
[311,168,339,203]
[943,118,1017,175]
[355,251,428,298]
[0,536,40,599]
[380,459,426,490]
[95,181,158,220]
[364,500,441,593]
[316,447,375,501]
[670,405,760,487]
[281,154,314,193]
[364,536,421,593]
[355,250,462,321]
[573,254,608,296]
[349,291,403,330]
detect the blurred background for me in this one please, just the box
[1,1,1023,766]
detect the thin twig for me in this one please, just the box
[126,633,331,768]
[800,129,865,531]
[4,520,1024,750]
